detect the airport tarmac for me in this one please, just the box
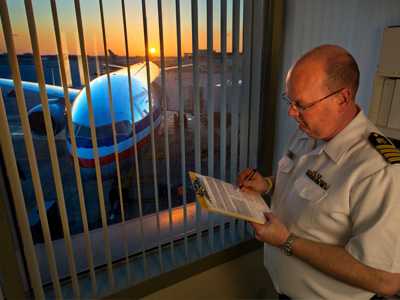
[9,108,232,240]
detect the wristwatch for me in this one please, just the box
[282,233,297,256]
[261,177,273,197]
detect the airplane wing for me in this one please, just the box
[108,63,125,69]
[0,78,80,100]
[164,64,193,71]
[102,63,125,72]
[117,62,161,87]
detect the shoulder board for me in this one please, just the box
[368,132,400,164]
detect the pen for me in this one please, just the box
[239,168,257,189]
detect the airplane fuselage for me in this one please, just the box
[67,65,162,179]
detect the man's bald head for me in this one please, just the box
[292,45,360,100]
[286,45,361,140]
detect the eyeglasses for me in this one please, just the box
[282,88,344,113]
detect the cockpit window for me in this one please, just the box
[71,120,133,139]
[97,121,133,138]
[71,123,91,139]
[76,125,92,139]
[96,124,113,139]
[115,121,132,136]
[73,123,81,136]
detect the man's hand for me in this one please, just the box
[251,212,290,247]
[237,168,269,193]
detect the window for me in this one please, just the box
[0,0,266,298]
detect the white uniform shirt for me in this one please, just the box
[265,111,400,299]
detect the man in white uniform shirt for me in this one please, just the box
[238,45,400,299]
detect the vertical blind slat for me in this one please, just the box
[0,1,63,297]
[73,0,115,288]
[0,91,44,300]
[50,0,98,295]
[115,0,148,276]
[157,0,175,265]
[175,0,189,261]
[101,0,131,281]
[141,0,164,272]
[219,0,228,247]
[191,0,203,258]
[249,0,264,168]
[237,0,253,239]
[23,1,81,296]
[191,0,201,174]
[206,0,215,252]
[228,0,241,240]
[230,0,241,184]
[239,0,252,172]
[206,0,214,178]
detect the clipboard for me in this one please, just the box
[188,171,269,224]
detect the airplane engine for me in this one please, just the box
[28,99,66,136]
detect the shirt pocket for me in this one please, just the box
[294,175,328,204]
[292,175,328,230]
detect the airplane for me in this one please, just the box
[0,59,171,180]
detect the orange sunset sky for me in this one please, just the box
[0,0,243,57]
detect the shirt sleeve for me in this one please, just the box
[345,164,400,273]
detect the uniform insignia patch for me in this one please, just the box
[306,169,330,190]
[368,132,400,164]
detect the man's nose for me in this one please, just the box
[288,104,299,118]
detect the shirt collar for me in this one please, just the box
[323,109,369,164]
[298,129,309,140]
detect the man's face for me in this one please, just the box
[285,64,343,140]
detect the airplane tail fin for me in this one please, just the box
[108,49,117,58]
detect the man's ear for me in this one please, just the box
[337,88,351,108]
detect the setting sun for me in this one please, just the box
[149,47,157,55]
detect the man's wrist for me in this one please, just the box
[282,233,298,256]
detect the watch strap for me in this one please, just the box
[282,233,297,256]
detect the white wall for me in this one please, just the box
[273,0,400,168]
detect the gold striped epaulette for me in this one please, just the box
[368,132,400,164]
